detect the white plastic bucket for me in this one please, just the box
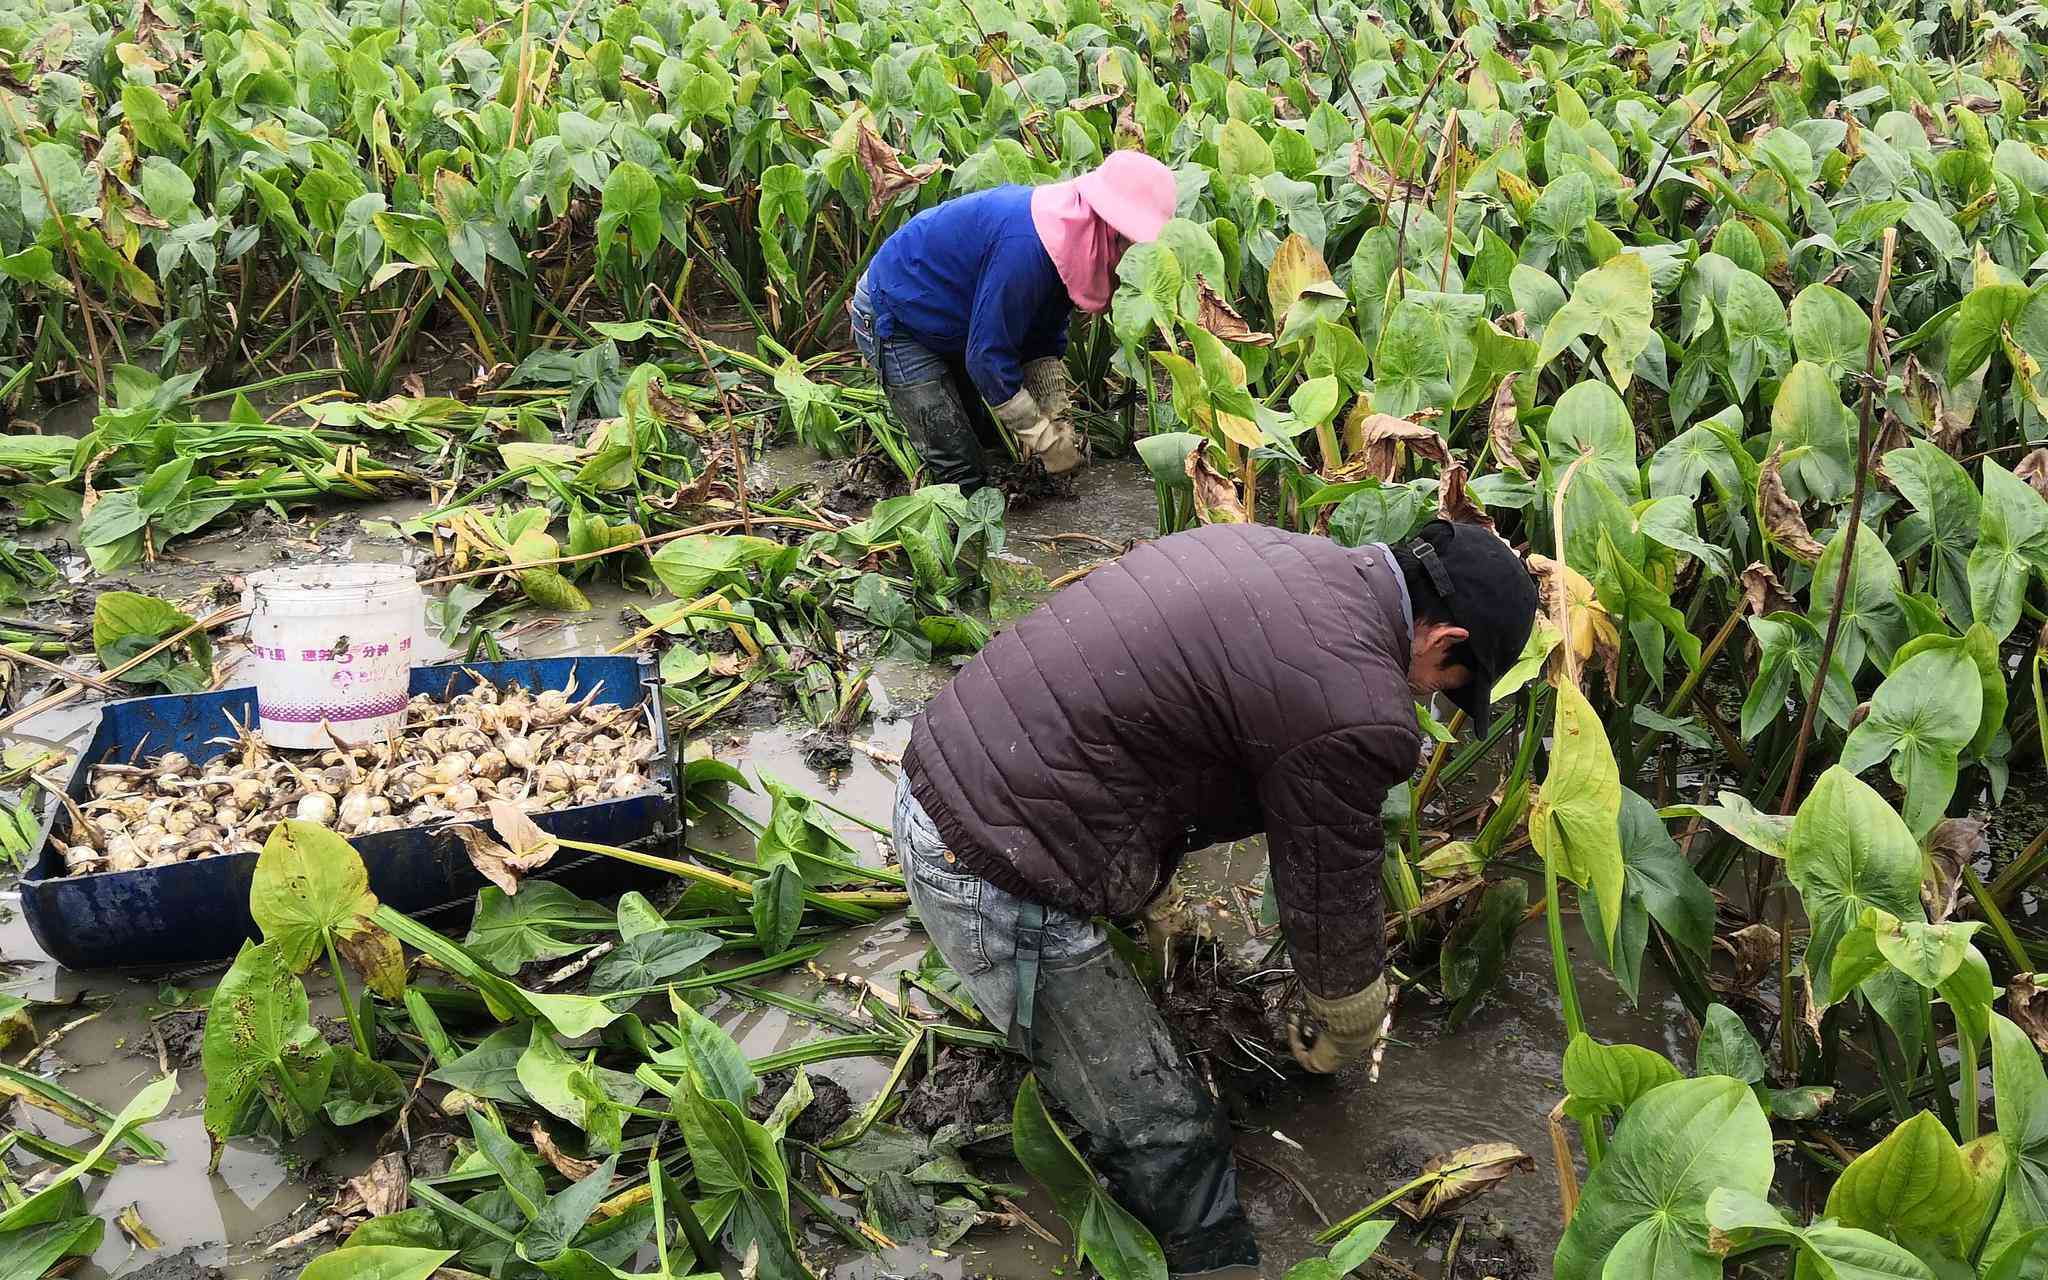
[245,563,425,749]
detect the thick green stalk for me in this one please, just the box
[1922,991,1961,1138]
[1959,1026,1980,1144]
[324,931,372,1058]
[1962,865,2032,971]
[1868,1017,1912,1126]
[1546,855,1605,1168]
[1315,1168,1437,1244]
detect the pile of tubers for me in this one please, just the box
[51,674,658,876]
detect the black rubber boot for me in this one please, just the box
[885,375,987,493]
[1030,945,1262,1277]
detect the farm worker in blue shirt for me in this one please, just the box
[850,151,1177,493]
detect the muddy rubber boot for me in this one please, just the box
[886,375,987,493]
[1030,944,1262,1277]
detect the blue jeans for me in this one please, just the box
[893,775,1257,1273]
[850,275,948,388]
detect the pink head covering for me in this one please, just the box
[1030,151,1176,313]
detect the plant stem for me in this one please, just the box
[1989,821,2048,908]
[1778,226,1897,813]
[1868,1017,1912,1125]
[1316,1169,1437,1244]
[324,931,372,1058]
[822,1029,922,1148]
[1962,864,2032,971]
[1545,855,1605,1167]
[1626,605,1745,768]
[1959,1023,1980,1144]
[1922,990,1962,1139]
[1771,227,1897,1078]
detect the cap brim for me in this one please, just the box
[1445,674,1495,737]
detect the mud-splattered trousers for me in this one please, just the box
[892,774,1259,1275]
[850,274,998,494]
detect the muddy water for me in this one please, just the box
[1,450,1684,1278]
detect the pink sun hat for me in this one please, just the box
[1071,150,1176,243]
[1031,151,1178,312]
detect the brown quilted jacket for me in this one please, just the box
[904,523,1419,997]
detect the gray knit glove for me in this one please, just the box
[1022,357,1072,421]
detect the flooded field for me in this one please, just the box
[0,448,1691,1280]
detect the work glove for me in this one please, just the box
[1021,357,1073,422]
[1286,975,1390,1074]
[993,381,1085,477]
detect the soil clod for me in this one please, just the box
[897,1045,1027,1136]
[752,1069,855,1143]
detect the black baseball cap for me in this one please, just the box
[1400,520,1540,735]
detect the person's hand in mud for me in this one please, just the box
[1286,975,1391,1074]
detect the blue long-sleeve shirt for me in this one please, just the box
[865,185,1072,405]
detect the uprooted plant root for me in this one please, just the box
[1157,934,1304,1102]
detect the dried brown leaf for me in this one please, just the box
[855,121,942,220]
[449,824,521,894]
[451,814,557,894]
[1186,450,1247,524]
[708,652,754,678]
[115,1203,161,1250]
[1194,277,1273,346]
[2016,448,2048,500]
[339,1152,409,1219]
[1347,141,1426,203]
[1342,408,1450,482]
[1436,461,1493,531]
[532,1123,603,1181]
[1872,411,1910,475]
[2008,972,2048,1052]
[458,360,509,399]
[336,920,408,1000]
[1488,372,1526,475]
[1921,817,1986,925]
[1114,101,1144,150]
[1713,922,1780,993]
[1759,447,1826,563]
[1903,356,1971,453]
[1739,562,1798,617]
[491,798,558,862]
[1400,1142,1532,1219]
[1911,100,1944,143]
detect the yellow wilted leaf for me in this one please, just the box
[1265,232,1341,320]
[1527,554,1618,687]
[1528,681,1625,956]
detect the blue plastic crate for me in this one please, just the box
[20,656,680,971]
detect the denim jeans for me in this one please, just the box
[893,775,1257,1273]
[850,275,949,388]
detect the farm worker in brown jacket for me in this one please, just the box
[892,519,1539,1274]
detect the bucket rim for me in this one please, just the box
[248,561,422,600]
